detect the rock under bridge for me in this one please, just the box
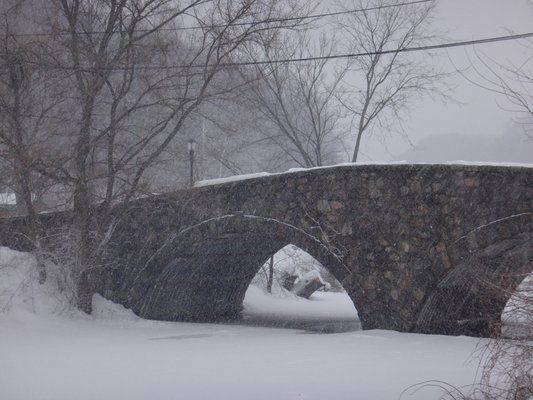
[1,164,532,337]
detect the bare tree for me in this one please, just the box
[16,0,312,311]
[464,41,533,139]
[0,0,67,234]
[0,1,37,218]
[336,0,446,162]
[468,269,532,400]
[409,266,533,400]
[237,31,349,168]
[436,283,531,400]
[0,0,73,283]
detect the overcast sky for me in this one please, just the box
[353,0,533,163]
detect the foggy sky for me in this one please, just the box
[355,0,533,163]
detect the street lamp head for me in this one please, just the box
[187,139,196,153]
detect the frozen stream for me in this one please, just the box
[241,285,362,333]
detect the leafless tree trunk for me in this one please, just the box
[266,255,274,293]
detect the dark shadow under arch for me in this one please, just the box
[131,214,357,323]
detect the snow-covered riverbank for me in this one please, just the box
[0,309,483,400]
[0,246,485,399]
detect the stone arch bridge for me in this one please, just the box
[1,164,532,337]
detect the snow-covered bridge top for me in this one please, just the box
[195,161,533,187]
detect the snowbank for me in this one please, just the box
[0,247,75,317]
[91,294,140,321]
[0,246,148,324]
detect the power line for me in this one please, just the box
[229,31,533,68]
[10,0,433,37]
[40,30,533,72]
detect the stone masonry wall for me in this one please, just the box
[0,164,531,336]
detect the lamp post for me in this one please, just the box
[187,139,196,188]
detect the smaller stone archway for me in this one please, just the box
[130,214,358,323]
[416,214,533,337]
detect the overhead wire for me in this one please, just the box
[21,31,533,72]
[228,32,533,67]
[3,0,531,72]
[8,0,433,37]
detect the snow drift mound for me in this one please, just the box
[0,246,76,316]
[91,294,140,321]
[0,246,142,321]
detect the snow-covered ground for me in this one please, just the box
[0,309,484,400]
[0,246,493,400]
[242,285,361,332]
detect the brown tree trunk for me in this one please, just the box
[267,255,274,293]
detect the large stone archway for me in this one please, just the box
[127,214,355,323]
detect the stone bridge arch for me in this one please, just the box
[128,213,359,323]
[416,213,533,337]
